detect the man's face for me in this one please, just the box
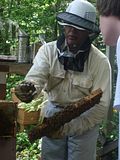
[99,15,119,46]
[64,26,89,48]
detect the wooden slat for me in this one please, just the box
[0,137,16,160]
[97,139,118,157]
[0,66,9,99]
[0,55,16,62]
[0,65,9,72]
[0,84,6,100]
[0,101,17,160]
[0,61,32,75]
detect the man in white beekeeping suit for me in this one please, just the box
[15,0,111,159]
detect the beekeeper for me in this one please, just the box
[15,0,111,159]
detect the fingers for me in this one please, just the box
[14,81,37,103]
[19,81,36,93]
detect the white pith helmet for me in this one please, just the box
[57,0,100,34]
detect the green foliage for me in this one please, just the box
[16,130,41,160]
[18,96,44,111]
[93,33,106,54]
[0,0,71,43]
[0,19,11,54]
[6,74,24,100]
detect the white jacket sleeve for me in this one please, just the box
[61,58,111,136]
[25,45,50,95]
[114,37,120,109]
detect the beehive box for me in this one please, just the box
[11,88,21,103]
[11,88,41,131]
[17,108,40,125]
[0,100,17,137]
[11,88,40,125]
[17,108,40,132]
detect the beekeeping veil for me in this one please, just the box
[56,0,100,72]
[57,0,100,40]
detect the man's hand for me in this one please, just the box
[14,81,37,103]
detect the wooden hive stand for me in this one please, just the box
[0,100,17,160]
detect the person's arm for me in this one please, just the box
[25,44,50,94]
[60,58,111,136]
[15,44,50,102]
